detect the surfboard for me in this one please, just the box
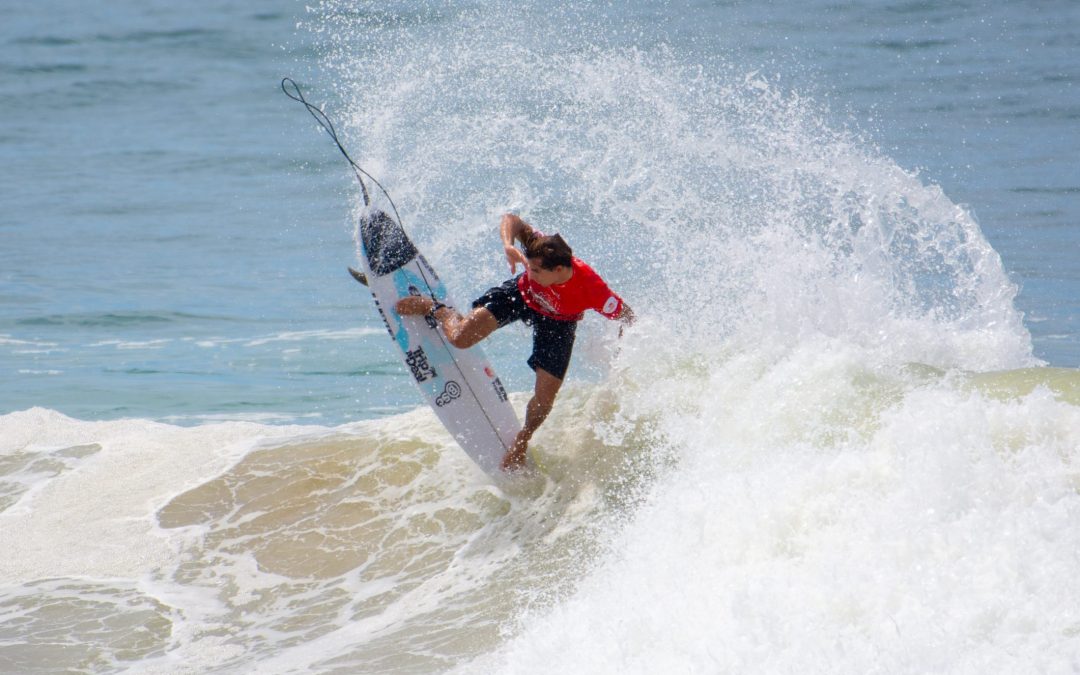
[350,208,521,477]
[279,77,519,477]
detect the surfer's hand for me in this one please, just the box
[505,246,527,274]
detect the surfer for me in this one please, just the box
[396,213,634,471]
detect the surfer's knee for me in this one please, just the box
[532,368,563,402]
[445,316,484,349]
[445,308,499,349]
[446,331,479,349]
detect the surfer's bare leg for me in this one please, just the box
[502,367,562,471]
[441,307,499,349]
[395,298,499,349]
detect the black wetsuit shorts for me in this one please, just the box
[472,276,577,380]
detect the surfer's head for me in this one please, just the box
[524,233,573,286]
[525,233,572,270]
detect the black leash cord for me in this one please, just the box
[282,77,438,299]
[281,77,403,225]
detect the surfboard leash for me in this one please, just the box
[281,77,403,226]
[283,78,464,341]
[282,77,415,287]
[282,76,461,306]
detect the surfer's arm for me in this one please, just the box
[500,213,534,273]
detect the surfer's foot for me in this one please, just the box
[395,296,433,316]
[501,438,529,472]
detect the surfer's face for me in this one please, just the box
[526,259,570,287]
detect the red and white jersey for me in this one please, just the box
[517,257,624,322]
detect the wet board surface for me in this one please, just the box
[352,209,521,477]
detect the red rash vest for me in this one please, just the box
[517,257,624,322]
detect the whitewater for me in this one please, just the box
[2,0,1079,672]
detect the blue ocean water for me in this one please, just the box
[1,0,1076,425]
[2,2,1079,673]
[1,1,365,423]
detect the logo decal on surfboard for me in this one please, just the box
[406,347,437,382]
[492,377,508,403]
[435,381,462,407]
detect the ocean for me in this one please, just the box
[2,0,1079,672]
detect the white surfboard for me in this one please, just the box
[280,78,519,476]
[351,208,520,477]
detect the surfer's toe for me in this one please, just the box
[395,296,433,316]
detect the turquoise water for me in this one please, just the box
[2,1,367,422]
[1,0,1077,425]
[2,2,1079,672]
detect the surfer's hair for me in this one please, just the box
[525,233,573,270]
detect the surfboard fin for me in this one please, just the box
[347,267,368,286]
